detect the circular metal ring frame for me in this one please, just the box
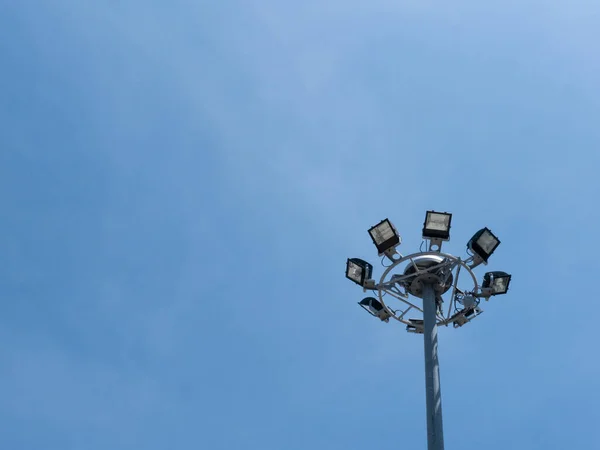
[377,251,479,327]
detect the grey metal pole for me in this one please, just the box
[422,282,445,450]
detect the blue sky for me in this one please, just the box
[1,1,599,449]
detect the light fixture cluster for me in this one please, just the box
[345,211,513,325]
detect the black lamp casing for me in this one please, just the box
[368,219,401,255]
[468,227,500,262]
[482,271,511,295]
[422,211,452,240]
[346,258,373,286]
[358,297,384,315]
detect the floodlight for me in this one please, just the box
[406,318,424,334]
[482,271,511,296]
[452,306,482,328]
[468,227,500,262]
[358,297,391,322]
[453,314,468,327]
[345,258,373,286]
[422,211,452,241]
[368,219,401,255]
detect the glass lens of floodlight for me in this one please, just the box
[347,261,363,283]
[423,211,452,240]
[369,219,400,254]
[476,229,499,254]
[426,212,451,232]
[483,271,510,295]
[492,277,510,294]
[371,221,395,245]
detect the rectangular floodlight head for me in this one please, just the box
[358,297,384,315]
[358,297,390,322]
[368,219,401,255]
[406,318,424,334]
[346,258,373,286]
[482,271,511,295]
[468,227,500,262]
[423,211,452,241]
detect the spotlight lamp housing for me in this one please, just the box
[406,318,424,334]
[468,227,500,262]
[368,218,401,255]
[422,211,452,241]
[358,297,391,322]
[482,271,512,296]
[346,258,373,287]
[451,306,483,328]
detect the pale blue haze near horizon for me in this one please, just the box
[1,1,599,449]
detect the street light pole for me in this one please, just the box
[422,282,444,450]
[346,212,512,450]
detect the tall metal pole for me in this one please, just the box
[422,282,445,450]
